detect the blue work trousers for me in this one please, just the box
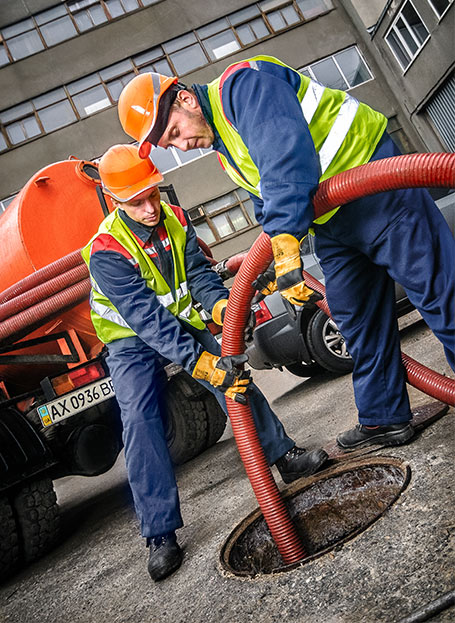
[314,138,455,425]
[106,328,294,539]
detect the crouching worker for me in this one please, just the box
[82,144,328,582]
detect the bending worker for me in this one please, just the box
[118,55,455,452]
[82,144,328,582]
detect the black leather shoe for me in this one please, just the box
[336,423,415,451]
[275,446,328,484]
[147,533,183,581]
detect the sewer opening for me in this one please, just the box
[221,457,410,577]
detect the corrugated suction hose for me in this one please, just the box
[221,153,455,565]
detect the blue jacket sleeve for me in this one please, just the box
[90,250,205,372]
[221,68,320,239]
[184,218,229,312]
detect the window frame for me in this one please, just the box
[190,189,258,246]
[384,0,431,72]
[299,45,374,91]
[427,0,453,19]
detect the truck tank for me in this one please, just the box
[0,158,112,392]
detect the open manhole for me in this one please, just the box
[221,456,410,577]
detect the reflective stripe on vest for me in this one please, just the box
[81,202,205,344]
[207,55,387,224]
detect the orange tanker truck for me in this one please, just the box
[0,157,226,581]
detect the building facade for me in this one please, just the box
[0,0,453,260]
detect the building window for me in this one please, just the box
[0,0,160,64]
[425,72,455,151]
[189,189,258,246]
[150,145,211,174]
[385,1,430,71]
[428,0,453,18]
[35,6,78,47]
[1,19,45,61]
[299,46,373,90]
[0,0,336,150]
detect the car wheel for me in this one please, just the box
[306,309,354,374]
[285,360,324,377]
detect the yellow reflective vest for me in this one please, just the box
[207,55,387,224]
[81,202,205,344]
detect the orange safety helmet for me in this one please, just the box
[118,72,178,159]
[98,144,163,202]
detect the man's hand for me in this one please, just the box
[212,298,256,343]
[252,264,277,297]
[192,352,251,404]
[271,233,323,306]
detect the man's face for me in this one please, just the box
[157,91,214,151]
[118,186,161,226]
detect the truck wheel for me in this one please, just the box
[12,477,60,563]
[306,309,354,374]
[199,391,227,450]
[0,496,19,582]
[165,375,208,465]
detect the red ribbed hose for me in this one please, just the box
[222,153,455,565]
[0,249,84,304]
[0,279,91,346]
[0,263,89,322]
[222,234,306,564]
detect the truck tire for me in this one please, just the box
[0,496,19,582]
[199,391,227,450]
[165,375,208,465]
[12,477,60,563]
[165,374,227,464]
[306,309,354,374]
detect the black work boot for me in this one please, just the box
[336,423,415,451]
[275,446,328,484]
[147,532,183,581]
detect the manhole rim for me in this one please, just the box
[220,455,411,578]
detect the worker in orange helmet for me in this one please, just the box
[117,57,455,455]
[81,144,328,582]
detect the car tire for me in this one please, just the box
[12,477,60,564]
[285,360,324,377]
[306,309,354,374]
[0,496,20,582]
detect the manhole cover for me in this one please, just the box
[221,456,410,577]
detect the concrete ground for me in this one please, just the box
[1,312,453,623]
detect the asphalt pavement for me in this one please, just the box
[1,312,453,623]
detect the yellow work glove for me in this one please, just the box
[252,263,277,297]
[271,233,322,306]
[212,298,256,342]
[192,351,251,404]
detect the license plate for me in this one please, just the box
[37,377,115,427]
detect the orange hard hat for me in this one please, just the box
[118,72,178,158]
[98,144,163,202]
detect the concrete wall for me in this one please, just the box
[369,1,454,151]
[1,1,416,200]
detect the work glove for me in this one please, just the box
[270,233,323,307]
[212,298,256,343]
[252,263,277,297]
[192,352,251,404]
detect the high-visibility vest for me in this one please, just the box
[81,201,205,344]
[207,55,387,224]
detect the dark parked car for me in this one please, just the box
[242,192,455,378]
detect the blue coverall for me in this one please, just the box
[89,207,294,538]
[193,64,455,426]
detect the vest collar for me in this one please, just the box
[193,83,224,152]
[118,207,165,246]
